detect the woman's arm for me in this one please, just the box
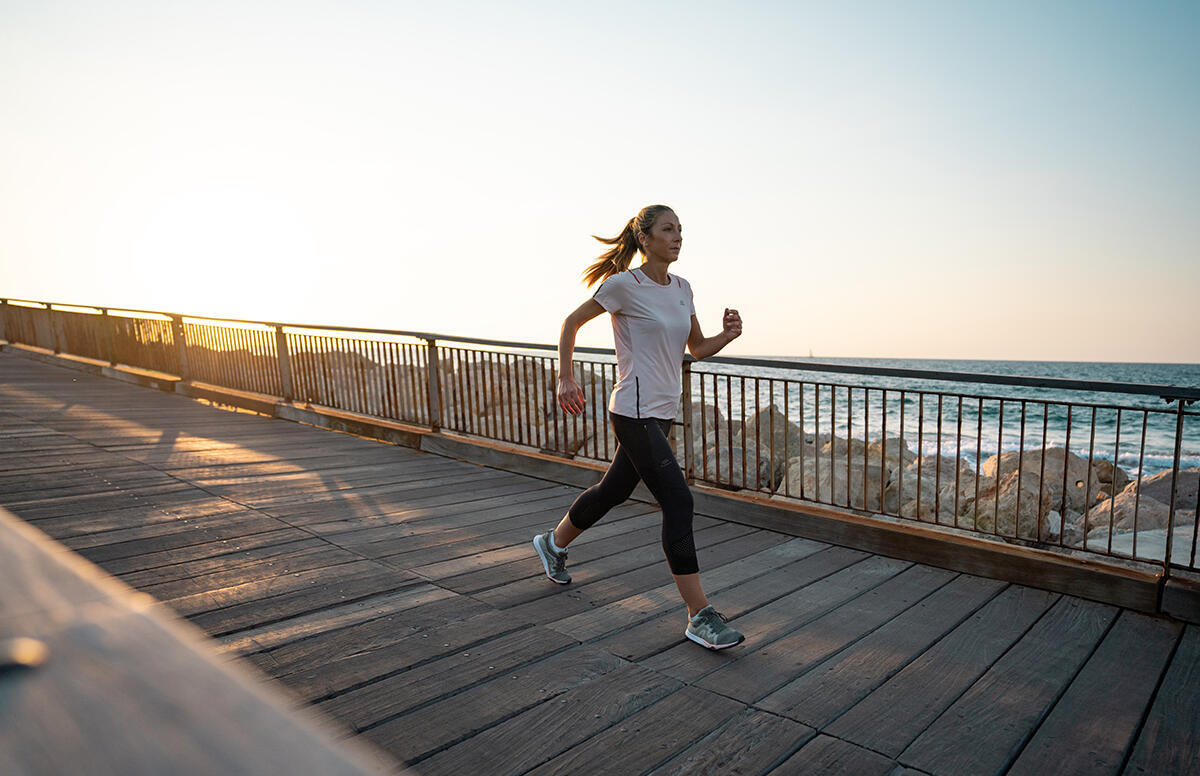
[558,298,605,414]
[687,308,742,360]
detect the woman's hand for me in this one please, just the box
[558,376,586,415]
[722,308,743,341]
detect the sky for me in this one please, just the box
[1,0,1197,362]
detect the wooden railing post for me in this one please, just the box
[99,309,117,366]
[275,325,293,402]
[170,314,189,380]
[50,305,64,354]
[0,298,7,342]
[424,338,442,431]
[682,359,695,483]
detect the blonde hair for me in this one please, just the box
[582,204,674,287]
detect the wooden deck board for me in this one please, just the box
[3,349,1200,775]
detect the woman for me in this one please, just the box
[532,204,746,650]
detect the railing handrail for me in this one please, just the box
[3,296,1198,401]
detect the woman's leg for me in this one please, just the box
[554,442,640,548]
[608,415,710,615]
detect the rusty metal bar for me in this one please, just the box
[1163,399,1186,575]
[682,361,694,483]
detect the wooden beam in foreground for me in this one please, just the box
[0,506,401,775]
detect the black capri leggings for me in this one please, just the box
[567,412,698,575]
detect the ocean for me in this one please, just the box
[695,358,1200,479]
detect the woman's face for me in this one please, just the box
[639,211,682,264]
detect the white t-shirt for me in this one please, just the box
[591,268,695,420]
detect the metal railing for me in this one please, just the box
[3,297,1197,576]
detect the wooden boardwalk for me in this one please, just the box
[1,349,1197,776]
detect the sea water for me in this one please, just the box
[695,358,1200,479]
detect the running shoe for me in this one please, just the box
[533,530,571,584]
[685,605,745,649]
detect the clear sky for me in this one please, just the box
[2,0,1197,362]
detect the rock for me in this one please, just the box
[786,455,888,511]
[866,436,918,472]
[1092,459,1131,495]
[960,470,1057,540]
[883,455,974,518]
[673,403,728,467]
[703,443,779,490]
[1121,468,1200,510]
[981,447,1104,514]
[1082,492,1175,536]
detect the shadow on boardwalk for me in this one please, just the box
[1,350,1197,776]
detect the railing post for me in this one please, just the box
[0,299,7,343]
[50,305,64,354]
[1162,397,1187,579]
[682,359,695,483]
[274,325,293,402]
[170,314,189,380]
[99,308,117,366]
[424,338,442,431]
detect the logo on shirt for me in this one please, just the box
[679,300,686,306]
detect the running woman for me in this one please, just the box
[532,204,746,650]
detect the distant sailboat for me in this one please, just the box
[809,348,814,358]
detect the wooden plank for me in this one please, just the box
[756,574,1007,727]
[28,493,252,542]
[367,502,661,571]
[436,509,707,596]
[771,734,897,776]
[642,555,911,683]
[498,525,773,626]
[65,511,294,561]
[0,505,392,775]
[593,545,870,662]
[264,478,552,524]
[900,596,1118,775]
[255,606,532,690]
[407,663,683,776]
[824,585,1060,757]
[218,585,492,656]
[548,536,827,642]
[365,645,627,765]
[102,528,317,577]
[646,707,815,776]
[1007,610,1181,776]
[1123,624,1200,776]
[115,535,328,587]
[316,624,580,731]
[136,544,367,602]
[521,686,744,776]
[301,485,574,540]
[183,563,422,637]
[407,507,671,584]
[695,564,957,703]
[4,481,199,521]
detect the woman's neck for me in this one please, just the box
[637,261,670,285]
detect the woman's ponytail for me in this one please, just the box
[582,204,673,288]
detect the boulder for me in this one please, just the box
[885,454,975,519]
[959,470,1058,541]
[1092,459,1132,496]
[702,443,779,491]
[866,436,918,472]
[1082,492,1175,536]
[673,402,728,468]
[785,455,888,511]
[981,447,1104,514]
[1122,468,1200,510]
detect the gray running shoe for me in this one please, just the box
[533,531,571,584]
[685,605,745,650]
